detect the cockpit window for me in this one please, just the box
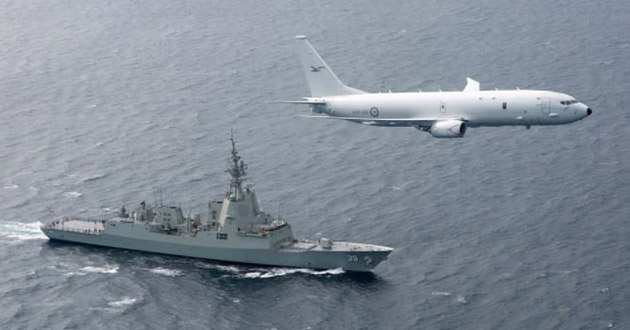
[560,100,578,105]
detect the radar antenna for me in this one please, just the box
[227,130,248,199]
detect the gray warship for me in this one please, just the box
[41,135,393,272]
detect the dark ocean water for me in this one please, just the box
[1,0,629,329]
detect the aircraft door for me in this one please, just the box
[540,97,552,115]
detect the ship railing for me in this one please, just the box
[61,216,107,223]
[43,217,106,235]
[44,225,104,236]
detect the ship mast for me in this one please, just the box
[227,130,248,200]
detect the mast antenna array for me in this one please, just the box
[227,130,248,199]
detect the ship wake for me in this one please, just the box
[0,221,47,243]
[65,265,120,276]
[235,267,345,279]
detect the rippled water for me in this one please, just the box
[1,0,629,329]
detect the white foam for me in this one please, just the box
[242,272,262,278]
[108,297,137,307]
[80,265,119,274]
[149,267,183,277]
[64,191,82,198]
[553,269,575,275]
[3,184,19,189]
[456,295,468,304]
[431,291,451,296]
[193,262,240,273]
[237,267,344,279]
[64,271,87,276]
[0,221,47,242]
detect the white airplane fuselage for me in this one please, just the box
[288,36,592,138]
[320,90,590,128]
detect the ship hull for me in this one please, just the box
[42,229,391,272]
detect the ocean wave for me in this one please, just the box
[108,297,137,307]
[81,265,119,274]
[236,267,344,279]
[63,191,82,198]
[431,291,451,296]
[65,264,120,276]
[75,173,108,184]
[149,267,183,277]
[193,262,240,273]
[3,184,19,189]
[0,221,47,242]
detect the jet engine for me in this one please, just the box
[311,104,327,114]
[428,120,467,138]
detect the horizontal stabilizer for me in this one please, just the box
[463,78,480,92]
[268,100,327,105]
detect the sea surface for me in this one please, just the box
[1,0,629,329]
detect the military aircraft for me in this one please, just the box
[281,35,592,138]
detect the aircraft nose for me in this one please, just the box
[586,108,592,116]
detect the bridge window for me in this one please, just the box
[216,233,228,240]
[502,102,507,109]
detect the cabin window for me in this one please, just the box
[212,210,217,219]
[502,102,507,109]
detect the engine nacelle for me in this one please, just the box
[429,120,467,138]
[311,104,327,114]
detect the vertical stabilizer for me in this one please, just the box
[295,36,366,97]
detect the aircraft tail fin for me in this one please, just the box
[295,36,366,97]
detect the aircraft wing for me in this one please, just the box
[299,115,467,127]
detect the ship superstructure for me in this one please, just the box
[41,134,392,272]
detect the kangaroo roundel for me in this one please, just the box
[370,107,379,117]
